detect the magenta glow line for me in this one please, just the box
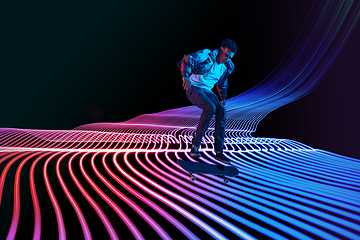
[103,153,197,240]
[68,152,119,240]
[115,152,219,239]
[148,152,263,240]
[170,152,317,239]
[119,152,228,240]
[0,152,28,205]
[6,152,40,240]
[56,152,92,240]
[91,152,171,240]
[80,152,144,240]
[138,153,256,240]
[43,152,66,240]
[30,152,51,240]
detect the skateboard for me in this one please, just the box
[177,159,239,183]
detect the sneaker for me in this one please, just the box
[189,145,201,158]
[215,152,231,164]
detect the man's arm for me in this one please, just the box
[216,77,228,105]
[182,77,191,90]
[217,61,235,105]
[179,49,212,90]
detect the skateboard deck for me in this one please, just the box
[177,159,239,183]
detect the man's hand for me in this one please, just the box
[182,77,191,90]
[221,100,226,106]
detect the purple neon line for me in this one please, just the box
[244,150,359,192]
[102,153,196,239]
[205,152,360,239]
[263,151,360,186]
[284,150,360,178]
[92,152,171,240]
[118,152,226,240]
[247,151,360,235]
[256,150,360,185]
[167,151,292,240]
[259,150,360,206]
[229,151,360,212]
[145,152,258,240]
[79,152,144,240]
[230,150,360,215]
[172,151,318,239]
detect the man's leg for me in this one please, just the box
[186,86,216,152]
[204,92,226,151]
[213,98,226,153]
[205,92,230,164]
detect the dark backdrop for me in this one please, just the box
[1,0,359,159]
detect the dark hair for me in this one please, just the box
[220,38,238,54]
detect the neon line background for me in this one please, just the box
[1,1,360,239]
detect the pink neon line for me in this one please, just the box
[92,152,169,239]
[0,131,23,147]
[0,152,27,205]
[0,152,18,165]
[43,152,66,240]
[68,152,119,240]
[14,131,41,148]
[6,152,40,240]
[0,152,10,159]
[104,154,196,239]
[80,152,143,240]
[136,152,242,238]
[56,152,92,240]
[126,152,236,239]
[30,152,51,240]
[115,152,205,239]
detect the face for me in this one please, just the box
[216,46,234,63]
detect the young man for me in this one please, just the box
[177,39,237,164]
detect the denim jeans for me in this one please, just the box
[186,85,226,152]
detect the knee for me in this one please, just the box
[204,103,216,115]
[215,105,226,120]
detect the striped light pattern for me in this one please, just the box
[0,127,360,239]
[1,0,360,239]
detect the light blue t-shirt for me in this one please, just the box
[189,61,226,91]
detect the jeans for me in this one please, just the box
[186,85,226,152]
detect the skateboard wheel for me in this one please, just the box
[223,178,229,184]
[190,176,196,182]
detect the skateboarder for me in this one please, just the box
[177,39,237,164]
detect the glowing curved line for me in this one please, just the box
[1,1,360,239]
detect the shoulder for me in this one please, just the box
[183,49,212,65]
[225,59,235,72]
[186,49,212,58]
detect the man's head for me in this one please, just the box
[216,38,238,64]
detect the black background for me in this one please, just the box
[1,0,359,159]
